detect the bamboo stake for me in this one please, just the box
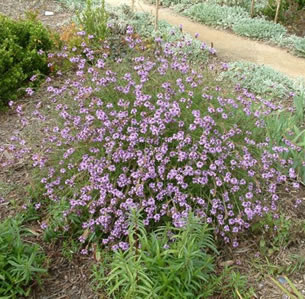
[274,0,281,23]
[131,0,135,12]
[250,0,255,17]
[155,0,159,31]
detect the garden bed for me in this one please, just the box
[1,1,305,298]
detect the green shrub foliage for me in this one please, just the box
[0,14,53,108]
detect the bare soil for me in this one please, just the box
[0,0,73,30]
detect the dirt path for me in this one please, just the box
[108,0,305,79]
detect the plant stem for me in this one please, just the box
[274,0,281,23]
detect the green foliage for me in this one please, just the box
[58,0,86,10]
[61,239,81,261]
[77,0,109,41]
[43,199,71,242]
[261,0,288,21]
[93,212,218,298]
[220,268,255,299]
[252,214,292,255]
[262,0,305,23]
[232,17,287,39]
[0,13,53,108]
[0,217,46,297]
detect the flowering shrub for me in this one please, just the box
[0,14,53,108]
[3,27,300,250]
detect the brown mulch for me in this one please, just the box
[31,241,100,299]
[0,0,73,30]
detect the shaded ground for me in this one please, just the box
[107,0,305,79]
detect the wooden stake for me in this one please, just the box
[250,0,255,18]
[274,0,281,23]
[131,0,135,12]
[155,0,159,31]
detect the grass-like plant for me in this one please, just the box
[76,0,109,41]
[264,93,305,183]
[92,211,218,298]
[0,217,46,297]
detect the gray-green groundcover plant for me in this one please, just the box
[218,61,304,98]
[232,18,287,39]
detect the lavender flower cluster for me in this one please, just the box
[2,26,300,249]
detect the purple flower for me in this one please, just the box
[26,88,34,96]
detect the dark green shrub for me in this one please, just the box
[0,217,46,297]
[0,14,53,109]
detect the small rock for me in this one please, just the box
[278,276,287,285]
[282,295,289,299]
[44,11,54,16]
[219,260,234,267]
[257,282,264,290]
